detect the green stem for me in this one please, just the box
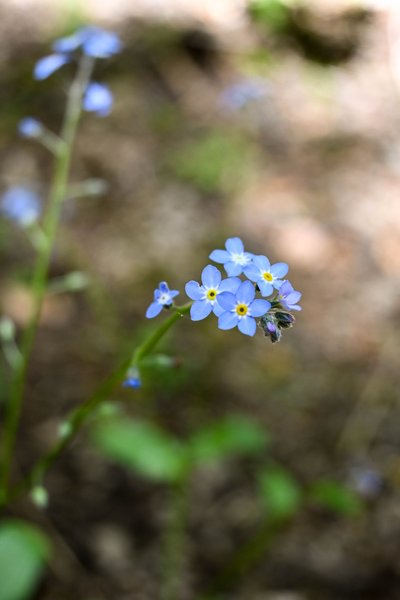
[0,55,94,498]
[1,302,192,506]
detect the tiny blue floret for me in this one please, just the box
[185,265,241,321]
[83,82,113,116]
[18,117,43,138]
[146,282,179,319]
[220,78,266,110]
[209,237,254,276]
[217,280,271,336]
[1,186,41,226]
[244,254,288,296]
[33,54,69,80]
[53,26,122,58]
[123,376,141,389]
[276,280,302,311]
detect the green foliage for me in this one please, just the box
[258,466,302,520]
[309,480,363,516]
[189,415,268,466]
[168,132,251,193]
[249,0,290,32]
[0,519,51,600]
[93,419,188,483]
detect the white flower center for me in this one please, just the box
[158,293,170,304]
[230,252,250,266]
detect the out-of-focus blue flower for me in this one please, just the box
[1,186,41,226]
[146,282,179,319]
[18,117,43,138]
[276,280,302,311]
[34,54,69,80]
[53,26,122,58]
[244,255,288,296]
[220,78,266,110]
[185,265,241,321]
[209,237,254,276]
[217,280,270,337]
[83,82,113,116]
[123,376,141,389]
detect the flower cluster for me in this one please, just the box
[146,237,301,340]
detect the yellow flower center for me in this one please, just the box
[235,303,248,316]
[263,272,273,282]
[206,289,217,301]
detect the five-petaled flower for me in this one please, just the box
[244,255,288,296]
[185,265,241,321]
[146,282,179,319]
[209,237,254,276]
[83,82,113,116]
[217,280,271,336]
[276,280,302,312]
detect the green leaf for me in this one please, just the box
[259,467,302,520]
[92,419,188,483]
[309,481,363,516]
[249,0,290,32]
[0,519,51,600]
[189,415,268,466]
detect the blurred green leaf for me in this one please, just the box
[47,271,90,295]
[92,419,188,483]
[259,467,302,520]
[309,481,363,516]
[249,0,290,32]
[0,519,51,600]
[189,415,268,466]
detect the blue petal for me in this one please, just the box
[236,281,255,304]
[53,30,85,53]
[213,302,225,317]
[243,264,260,282]
[250,299,271,317]
[216,292,236,311]
[18,117,42,138]
[225,237,244,254]
[34,54,69,80]
[272,279,284,290]
[218,311,238,330]
[159,282,169,293]
[83,82,113,116]
[286,291,302,303]
[219,277,241,293]
[209,249,230,263]
[185,280,203,301]
[224,262,242,276]
[169,290,180,299]
[146,302,163,318]
[123,377,141,388]
[258,280,274,296]
[291,305,302,311]
[252,254,270,271]
[279,280,292,295]
[82,28,122,58]
[190,300,212,321]
[271,262,289,278]
[238,316,256,336]
[201,265,221,288]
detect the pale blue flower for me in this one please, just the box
[18,117,43,138]
[276,280,302,311]
[146,282,179,319]
[209,237,254,276]
[221,78,266,110]
[1,186,41,226]
[217,280,270,336]
[34,54,69,80]
[83,82,113,116]
[185,265,241,321]
[53,26,122,58]
[244,255,288,296]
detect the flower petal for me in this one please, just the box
[216,292,236,311]
[225,237,244,254]
[190,300,212,321]
[224,262,242,276]
[238,316,256,336]
[218,311,238,330]
[169,290,180,299]
[146,302,163,319]
[209,249,230,263]
[213,302,225,316]
[185,280,203,301]
[286,291,302,304]
[243,264,260,282]
[270,262,289,278]
[236,281,255,304]
[201,265,221,288]
[219,277,241,293]
[249,299,271,317]
[252,254,270,271]
[258,280,274,296]
[83,82,113,116]
[34,54,69,80]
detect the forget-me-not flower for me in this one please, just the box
[276,280,302,311]
[83,82,113,116]
[244,255,288,296]
[34,54,70,80]
[185,265,241,321]
[146,282,179,319]
[53,26,122,58]
[1,186,41,226]
[217,280,270,336]
[18,117,43,138]
[209,237,254,276]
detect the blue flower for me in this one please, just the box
[185,265,241,321]
[244,255,288,296]
[53,26,122,58]
[83,82,113,116]
[18,117,43,138]
[1,186,41,226]
[123,376,141,389]
[217,280,271,336]
[220,78,266,110]
[209,237,254,276]
[146,282,179,318]
[276,280,302,311]
[33,54,69,80]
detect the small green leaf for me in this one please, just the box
[310,481,363,516]
[0,519,51,600]
[189,415,268,466]
[92,419,188,483]
[47,271,90,295]
[259,467,302,520]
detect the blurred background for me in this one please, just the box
[1,0,400,599]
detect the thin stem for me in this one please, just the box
[0,55,94,498]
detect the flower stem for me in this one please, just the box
[0,55,94,500]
